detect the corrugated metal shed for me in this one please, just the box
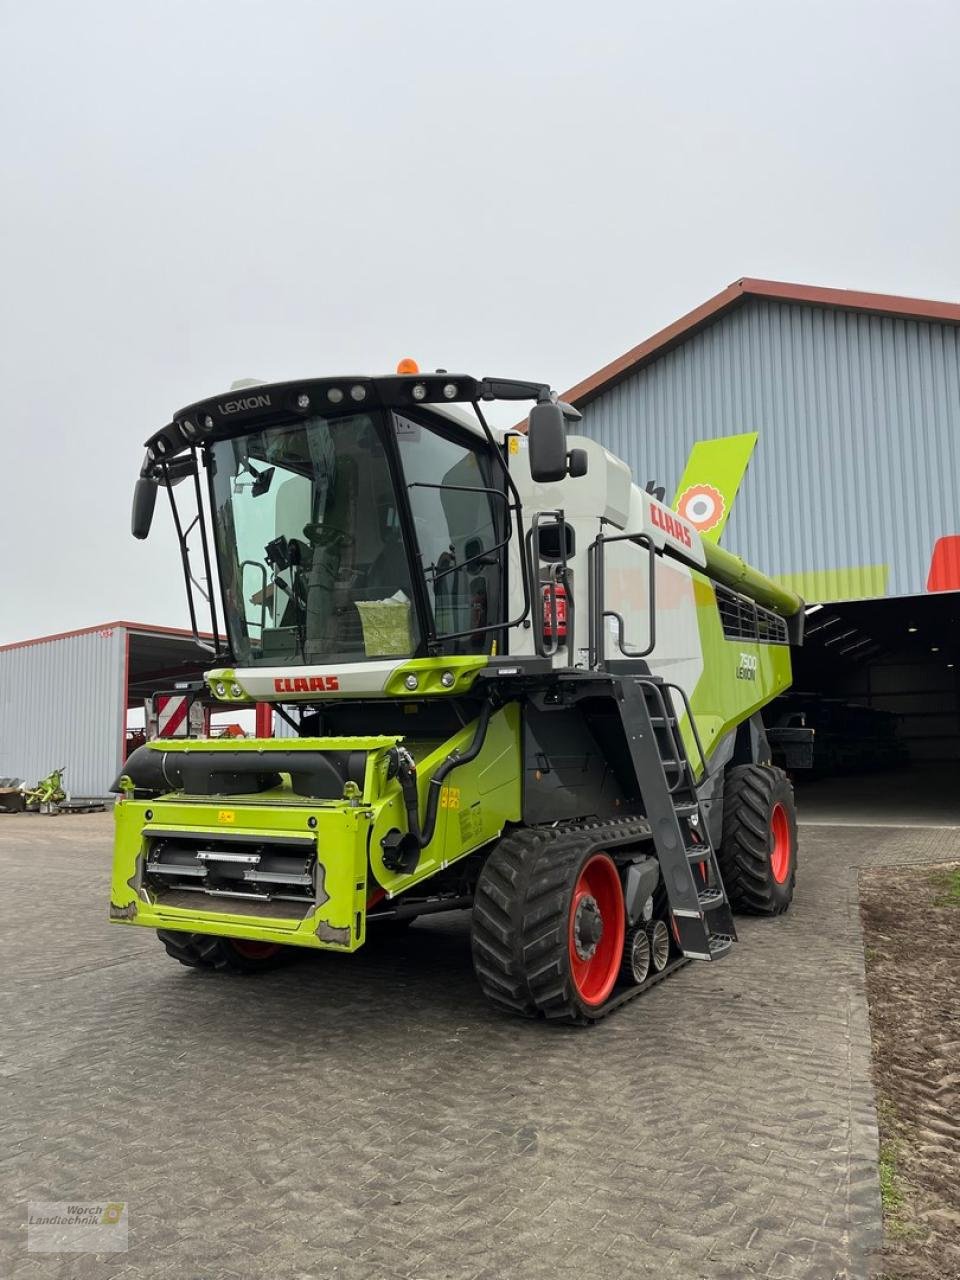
[572,288,960,603]
[0,622,213,797]
[0,625,126,796]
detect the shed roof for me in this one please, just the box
[0,620,213,653]
[562,278,960,409]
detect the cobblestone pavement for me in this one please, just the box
[1,812,955,1280]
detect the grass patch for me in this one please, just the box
[879,1138,906,1219]
[876,1098,926,1243]
[930,866,960,908]
[878,1139,924,1239]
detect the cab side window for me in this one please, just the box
[394,415,502,653]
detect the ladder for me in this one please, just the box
[617,675,737,961]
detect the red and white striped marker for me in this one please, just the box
[155,694,190,738]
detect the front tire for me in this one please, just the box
[471,826,626,1024]
[157,931,292,974]
[717,764,798,915]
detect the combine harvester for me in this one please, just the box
[111,365,805,1023]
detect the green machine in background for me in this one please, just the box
[111,366,804,1023]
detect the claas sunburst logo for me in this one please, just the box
[676,483,726,533]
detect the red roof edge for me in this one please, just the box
[0,620,216,654]
[555,277,960,412]
[560,279,748,410]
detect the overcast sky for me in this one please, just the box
[2,0,958,644]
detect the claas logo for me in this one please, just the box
[649,501,694,547]
[273,675,340,693]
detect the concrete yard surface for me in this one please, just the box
[1,810,953,1280]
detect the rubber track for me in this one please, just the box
[717,764,796,915]
[472,816,694,1024]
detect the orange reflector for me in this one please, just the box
[396,357,419,374]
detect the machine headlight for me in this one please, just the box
[442,383,458,400]
[328,387,344,404]
[404,673,419,690]
[229,682,243,699]
[350,384,367,402]
[412,383,427,401]
[214,681,226,697]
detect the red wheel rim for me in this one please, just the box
[229,939,281,960]
[568,853,625,1007]
[770,803,791,884]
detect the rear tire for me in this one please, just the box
[471,825,626,1024]
[157,931,293,974]
[717,765,797,915]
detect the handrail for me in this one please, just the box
[240,560,268,638]
[526,510,573,659]
[587,528,657,668]
[661,679,709,780]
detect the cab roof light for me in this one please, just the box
[396,357,420,374]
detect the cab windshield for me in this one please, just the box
[209,411,502,666]
[211,413,419,665]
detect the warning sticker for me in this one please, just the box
[459,804,483,844]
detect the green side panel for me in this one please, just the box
[672,432,758,543]
[682,575,794,771]
[369,703,522,897]
[773,564,889,604]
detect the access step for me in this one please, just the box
[708,933,734,959]
[697,887,725,910]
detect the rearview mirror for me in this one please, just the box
[528,402,589,483]
[131,478,158,540]
[528,402,568,482]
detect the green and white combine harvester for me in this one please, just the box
[111,365,805,1023]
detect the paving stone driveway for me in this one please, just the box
[1,812,954,1280]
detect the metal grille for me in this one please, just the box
[715,585,789,645]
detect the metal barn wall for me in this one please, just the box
[0,627,126,796]
[578,298,960,602]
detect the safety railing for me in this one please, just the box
[586,529,657,669]
[525,510,574,659]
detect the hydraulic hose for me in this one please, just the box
[391,700,494,851]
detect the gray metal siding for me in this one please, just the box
[578,298,960,601]
[0,627,126,796]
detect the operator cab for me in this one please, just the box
[131,369,585,671]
